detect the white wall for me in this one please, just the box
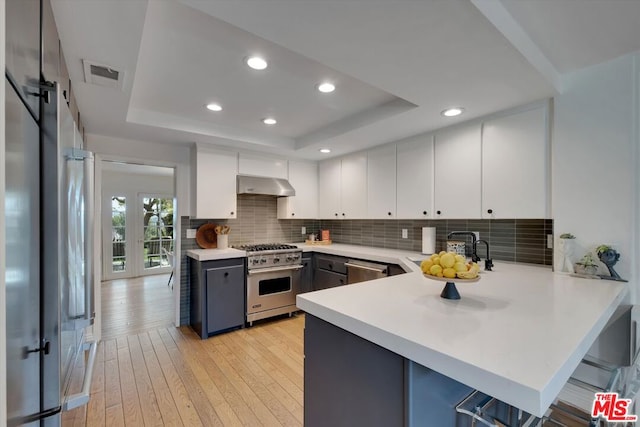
[0,1,7,425]
[86,134,191,326]
[553,53,639,303]
[102,169,174,195]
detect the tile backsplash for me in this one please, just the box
[179,194,553,325]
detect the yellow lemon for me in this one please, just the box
[443,268,456,279]
[431,256,441,266]
[440,253,455,268]
[429,264,443,276]
[454,262,467,272]
[436,271,444,277]
[438,250,447,257]
[420,259,433,274]
[430,253,439,261]
[454,254,465,263]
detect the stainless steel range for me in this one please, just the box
[237,244,303,325]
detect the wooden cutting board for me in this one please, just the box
[195,223,217,249]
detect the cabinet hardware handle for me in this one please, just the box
[291,213,295,216]
[436,210,441,215]
[342,213,345,216]
[388,212,392,216]
[487,209,493,214]
[423,211,427,215]
[224,272,229,277]
[230,211,234,215]
[335,213,338,217]
[328,264,333,269]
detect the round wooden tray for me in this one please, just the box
[195,223,218,249]
[423,274,480,299]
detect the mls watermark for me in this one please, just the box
[591,392,637,423]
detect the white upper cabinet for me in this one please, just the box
[367,144,397,219]
[482,106,548,219]
[191,148,238,219]
[396,136,433,219]
[318,153,368,219]
[318,158,342,219]
[238,153,288,179]
[434,123,482,219]
[277,160,318,219]
[340,152,368,219]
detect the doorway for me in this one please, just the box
[101,162,175,281]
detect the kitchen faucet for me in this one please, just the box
[446,231,480,263]
[474,239,493,271]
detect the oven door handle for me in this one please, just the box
[248,265,304,275]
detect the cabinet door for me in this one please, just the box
[434,124,481,219]
[206,265,244,334]
[300,257,313,293]
[397,136,433,219]
[6,0,41,119]
[340,152,368,219]
[195,150,238,218]
[482,107,548,218]
[238,153,287,179]
[367,145,396,219]
[278,160,318,219]
[41,0,60,84]
[318,158,342,219]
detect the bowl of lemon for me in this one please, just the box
[420,251,480,300]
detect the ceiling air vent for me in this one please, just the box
[83,59,124,90]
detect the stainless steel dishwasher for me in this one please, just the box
[345,259,388,284]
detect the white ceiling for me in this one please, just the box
[51,0,640,160]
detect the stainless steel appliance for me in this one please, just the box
[238,244,303,325]
[5,77,96,426]
[346,259,388,284]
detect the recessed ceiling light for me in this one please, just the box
[246,56,268,70]
[317,82,335,93]
[441,107,464,117]
[262,118,277,125]
[319,148,331,154]
[206,103,222,112]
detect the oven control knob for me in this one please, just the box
[260,258,267,264]
[273,257,280,263]
[286,256,293,262]
[252,259,260,265]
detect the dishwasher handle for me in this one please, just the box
[345,262,388,274]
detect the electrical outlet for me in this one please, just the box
[301,226,306,235]
[186,229,197,239]
[472,231,480,240]
[402,229,408,239]
[547,234,553,249]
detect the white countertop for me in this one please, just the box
[296,263,628,417]
[185,243,426,270]
[185,247,246,261]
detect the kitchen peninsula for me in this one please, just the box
[297,261,627,426]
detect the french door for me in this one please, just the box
[103,193,174,280]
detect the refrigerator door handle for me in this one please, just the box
[7,406,62,427]
[83,153,95,322]
[63,340,98,411]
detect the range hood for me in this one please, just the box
[237,175,296,197]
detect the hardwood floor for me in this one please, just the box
[101,274,175,341]
[63,300,305,426]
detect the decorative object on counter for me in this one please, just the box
[574,252,598,275]
[557,233,576,273]
[214,225,230,249]
[321,229,330,241]
[596,245,627,281]
[421,227,436,254]
[305,239,332,245]
[421,253,481,299]
[446,240,465,256]
[195,223,218,249]
[308,233,317,242]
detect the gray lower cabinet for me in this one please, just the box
[304,314,481,427]
[190,257,245,339]
[313,254,348,290]
[300,255,313,293]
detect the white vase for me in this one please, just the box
[557,238,575,273]
[217,234,228,249]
